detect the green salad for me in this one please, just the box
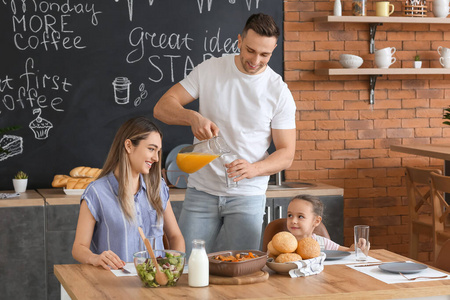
[136,252,184,287]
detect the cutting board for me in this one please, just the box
[209,270,269,285]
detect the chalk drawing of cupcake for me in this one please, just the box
[29,108,53,140]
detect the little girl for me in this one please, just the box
[287,194,356,251]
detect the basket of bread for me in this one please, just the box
[52,166,101,195]
[266,231,325,277]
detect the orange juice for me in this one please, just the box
[176,152,220,173]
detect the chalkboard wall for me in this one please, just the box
[0,0,283,189]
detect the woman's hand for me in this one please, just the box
[91,250,125,270]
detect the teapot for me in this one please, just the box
[176,136,230,173]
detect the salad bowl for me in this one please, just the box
[134,250,185,287]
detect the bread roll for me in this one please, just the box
[275,253,302,263]
[52,175,71,187]
[296,237,321,259]
[70,166,101,178]
[267,241,281,256]
[272,231,298,253]
[66,177,95,189]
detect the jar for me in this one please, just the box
[188,239,209,287]
[352,0,367,16]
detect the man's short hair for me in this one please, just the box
[242,13,280,39]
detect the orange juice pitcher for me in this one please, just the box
[176,137,230,174]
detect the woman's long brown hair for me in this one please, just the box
[98,117,163,222]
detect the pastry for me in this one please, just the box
[70,166,102,178]
[52,175,71,187]
[296,237,321,259]
[66,177,95,189]
[275,253,302,263]
[272,231,298,253]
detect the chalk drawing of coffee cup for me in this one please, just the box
[112,77,131,104]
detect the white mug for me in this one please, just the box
[433,0,450,18]
[375,47,396,56]
[375,55,396,68]
[437,46,450,57]
[440,56,450,68]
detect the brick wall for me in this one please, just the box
[283,0,450,263]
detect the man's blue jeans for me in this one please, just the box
[178,188,266,257]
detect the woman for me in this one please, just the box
[72,116,185,270]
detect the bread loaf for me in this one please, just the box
[52,175,71,187]
[66,177,95,189]
[70,166,101,178]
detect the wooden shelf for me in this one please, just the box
[315,68,450,76]
[314,15,450,24]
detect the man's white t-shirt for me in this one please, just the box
[180,54,296,196]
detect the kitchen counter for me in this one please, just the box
[35,181,343,204]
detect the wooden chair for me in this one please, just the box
[405,166,441,260]
[430,172,450,263]
[262,218,330,252]
[435,239,450,272]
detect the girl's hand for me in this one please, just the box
[91,250,125,270]
[349,238,371,253]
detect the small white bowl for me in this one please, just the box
[339,54,363,69]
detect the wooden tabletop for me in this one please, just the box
[390,144,450,161]
[54,250,450,300]
[0,190,44,207]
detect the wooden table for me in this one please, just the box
[390,144,450,173]
[390,144,450,203]
[54,250,450,300]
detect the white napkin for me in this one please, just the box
[324,252,380,266]
[289,253,326,278]
[110,262,137,277]
[347,261,450,284]
[0,192,20,199]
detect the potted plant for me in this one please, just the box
[444,105,450,126]
[13,171,28,193]
[414,55,422,68]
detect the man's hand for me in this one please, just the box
[190,115,220,140]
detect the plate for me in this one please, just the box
[323,250,351,260]
[63,188,84,195]
[378,262,428,274]
[165,144,191,169]
[166,161,189,188]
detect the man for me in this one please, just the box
[153,13,296,255]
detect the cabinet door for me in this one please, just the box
[273,197,290,220]
[0,206,46,300]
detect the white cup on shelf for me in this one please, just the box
[439,56,450,68]
[437,46,450,57]
[375,47,396,56]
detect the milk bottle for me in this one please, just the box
[188,239,209,287]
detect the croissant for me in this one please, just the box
[69,166,102,178]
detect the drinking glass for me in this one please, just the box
[220,154,239,188]
[354,225,370,261]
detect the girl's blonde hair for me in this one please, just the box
[99,116,163,222]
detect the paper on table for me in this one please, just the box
[347,261,450,284]
[111,262,137,277]
[324,252,380,265]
